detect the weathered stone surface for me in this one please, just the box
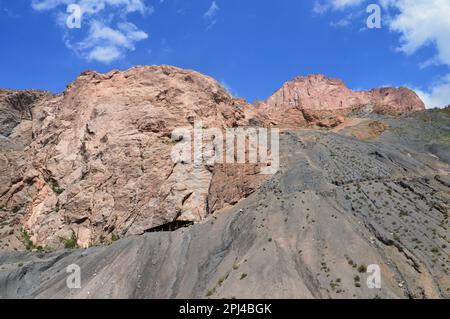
[0,66,266,249]
[0,89,51,138]
[259,74,425,127]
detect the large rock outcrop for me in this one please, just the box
[1,121,449,299]
[0,89,52,251]
[258,74,425,127]
[0,66,267,250]
[0,89,51,139]
[0,69,429,251]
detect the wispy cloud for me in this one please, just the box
[313,0,366,29]
[31,0,152,63]
[312,0,366,15]
[312,2,329,15]
[1,7,19,18]
[203,1,219,29]
[329,12,362,28]
[204,1,219,19]
[331,0,366,9]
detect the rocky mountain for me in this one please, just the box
[0,65,266,250]
[258,74,425,127]
[0,66,448,299]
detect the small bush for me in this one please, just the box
[217,273,229,286]
[46,177,65,195]
[358,264,367,273]
[63,234,79,249]
[21,230,36,251]
[111,233,120,242]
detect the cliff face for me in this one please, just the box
[0,89,51,139]
[259,74,425,127]
[0,68,429,250]
[0,66,266,249]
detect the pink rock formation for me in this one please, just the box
[0,68,427,250]
[0,66,266,249]
[259,74,425,127]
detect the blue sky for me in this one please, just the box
[0,0,449,107]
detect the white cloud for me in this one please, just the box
[382,0,450,108]
[87,46,122,63]
[312,2,329,15]
[313,0,366,28]
[331,0,365,9]
[31,0,152,63]
[204,1,219,19]
[415,75,450,109]
[313,0,365,14]
[382,0,450,66]
[74,21,148,63]
[32,0,151,14]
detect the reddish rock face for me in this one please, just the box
[0,68,427,250]
[368,87,426,115]
[0,66,267,249]
[259,74,425,127]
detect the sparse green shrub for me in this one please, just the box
[111,233,120,242]
[21,229,36,251]
[63,234,79,249]
[46,177,65,195]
